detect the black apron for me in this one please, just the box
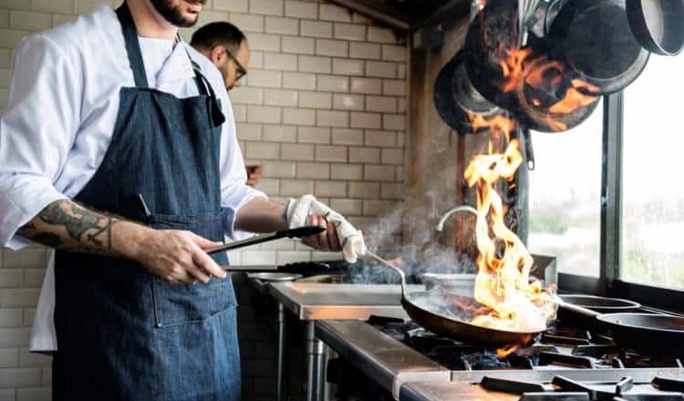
[52,4,240,400]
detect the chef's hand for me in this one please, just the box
[136,229,227,285]
[286,194,367,263]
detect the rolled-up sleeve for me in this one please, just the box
[0,35,78,248]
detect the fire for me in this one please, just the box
[468,113,516,136]
[497,47,599,132]
[548,79,599,114]
[463,113,557,353]
[499,47,533,93]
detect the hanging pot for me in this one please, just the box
[510,50,601,133]
[625,0,684,56]
[434,50,504,135]
[463,0,521,112]
[464,0,600,133]
[544,0,650,95]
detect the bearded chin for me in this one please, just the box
[150,0,201,28]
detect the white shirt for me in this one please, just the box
[0,5,266,351]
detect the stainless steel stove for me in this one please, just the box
[400,374,684,401]
[316,315,684,401]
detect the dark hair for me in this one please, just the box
[190,22,247,55]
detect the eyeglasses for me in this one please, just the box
[223,48,247,81]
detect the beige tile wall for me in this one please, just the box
[0,0,408,399]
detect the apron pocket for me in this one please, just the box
[148,212,237,328]
[152,276,236,328]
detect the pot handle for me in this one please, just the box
[521,128,535,171]
[556,298,601,318]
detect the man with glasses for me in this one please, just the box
[191,22,248,91]
[191,22,261,186]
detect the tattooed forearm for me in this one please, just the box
[18,199,118,252]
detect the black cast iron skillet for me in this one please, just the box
[433,50,505,135]
[556,294,641,328]
[626,0,684,56]
[558,300,684,355]
[558,294,641,313]
[368,251,544,347]
[464,0,600,133]
[544,0,650,95]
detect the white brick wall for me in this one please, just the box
[0,0,408,399]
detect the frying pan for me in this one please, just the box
[367,251,544,347]
[433,50,505,135]
[556,294,641,328]
[626,0,684,56]
[544,0,651,95]
[558,294,641,313]
[558,301,684,355]
[463,0,600,133]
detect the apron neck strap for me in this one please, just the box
[116,2,149,88]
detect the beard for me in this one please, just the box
[150,0,205,28]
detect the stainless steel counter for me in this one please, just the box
[267,282,422,320]
[266,281,424,401]
[316,320,451,400]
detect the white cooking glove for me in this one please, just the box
[286,194,367,263]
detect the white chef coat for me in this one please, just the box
[0,4,266,352]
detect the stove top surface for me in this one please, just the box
[400,373,684,401]
[366,315,684,372]
[316,315,684,401]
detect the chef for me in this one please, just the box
[0,0,365,400]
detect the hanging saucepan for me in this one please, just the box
[543,0,650,95]
[463,0,600,133]
[367,251,545,347]
[463,0,522,112]
[558,301,684,355]
[625,0,684,56]
[433,50,505,135]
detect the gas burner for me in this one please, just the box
[477,374,684,401]
[365,316,684,372]
[367,315,422,342]
[316,319,684,401]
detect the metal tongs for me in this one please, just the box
[206,226,325,254]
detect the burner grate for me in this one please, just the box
[479,375,684,401]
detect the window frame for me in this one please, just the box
[556,91,684,313]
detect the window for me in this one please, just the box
[527,101,603,277]
[621,54,684,290]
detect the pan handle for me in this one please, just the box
[556,298,601,318]
[365,251,409,299]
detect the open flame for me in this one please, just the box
[463,112,557,356]
[498,47,599,132]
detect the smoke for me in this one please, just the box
[358,167,481,282]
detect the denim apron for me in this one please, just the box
[52,4,240,400]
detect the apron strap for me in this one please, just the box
[116,2,149,88]
[185,46,226,127]
[114,5,225,127]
